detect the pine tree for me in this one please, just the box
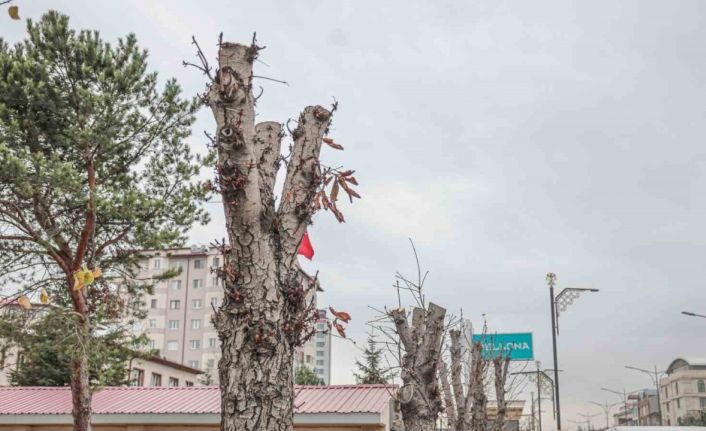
[0,12,210,431]
[354,335,394,384]
[294,366,324,386]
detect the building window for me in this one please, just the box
[316,351,324,357]
[316,342,325,348]
[150,299,158,309]
[701,398,706,409]
[316,323,325,330]
[168,377,179,387]
[675,382,679,395]
[316,332,324,339]
[213,257,220,268]
[148,339,156,349]
[169,300,180,310]
[130,368,144,386]
[699,380,706,393]
[208,338,217,348]
[193,279,203,289]
[191,319,201,329]
[168,320,180,329]
[153,258,161,269]
[188,360,200,369]
[315,368,323,375]
[185,381,194,387]
[150,373,162,387]
[194,259,204,269]
[210,297,219,306]
[171,261,183,270]
[677,399,680,408]
[316,360,324,366]
[192,299,202,309]
[189,340,201,350]
[167,341,178,351]
[170,280,181,290]
[148,319,157,328]
[207,359,215,369]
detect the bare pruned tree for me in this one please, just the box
[188,34,359,431]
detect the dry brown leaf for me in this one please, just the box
[17,295,31,310]
[8,5,19,20]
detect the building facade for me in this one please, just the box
[137,246,332,384]
[660,357,706,426]
[127,356,202,388]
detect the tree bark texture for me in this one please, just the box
[390,303,446,431]
[67,275,92,431]
[207,41,331,431]
[492,355,511,431]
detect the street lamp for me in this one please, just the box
[625,364,665,425]
[578,413,600,431]
[547,273,599,431]
[682,311,706,319]
[601,387,639,426]
[588,400,621,429]
[512,361,555,431]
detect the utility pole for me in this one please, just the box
[547,273,599,431]
[531,392,537,431]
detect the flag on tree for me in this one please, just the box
[298,231,314,260]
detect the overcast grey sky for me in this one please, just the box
[4,0,706,428]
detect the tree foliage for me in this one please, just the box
[354,335,394,384]
[0,307,147,387]
[294,366,324,386]
[0,11,210,429]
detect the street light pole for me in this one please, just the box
[682,311,706,319]
[625,364,666,425]
[589,400,620,429]
[547,273,599,431]
[512,363,555,431]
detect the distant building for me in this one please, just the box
[635,389,660,425]
[136,246,331,384]
[660,357,706,425]
[0,384,400,430]
[127,356,202,388]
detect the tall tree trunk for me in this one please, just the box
[390,303,446,431]
[470,341,488,431]
[207,40,333,431]
[67,276,92,431]
[492,355,511,431]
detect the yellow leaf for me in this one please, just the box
[40,289,49,304]
[17,295,31,310]
[92,268,102,279]
[73,272,84,291]
[8,5,19,20]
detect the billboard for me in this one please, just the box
[471,332,534,361]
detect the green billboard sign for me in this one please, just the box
[471,332,534,361]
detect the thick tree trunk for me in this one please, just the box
[207,40,331,431]
[390,303,446,431]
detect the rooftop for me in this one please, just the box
[0,384,396,416]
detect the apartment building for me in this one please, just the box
[299,309,332,384]
[660,357,706,425]
[138,245,331,384]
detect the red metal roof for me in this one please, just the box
[0,385,395,415]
